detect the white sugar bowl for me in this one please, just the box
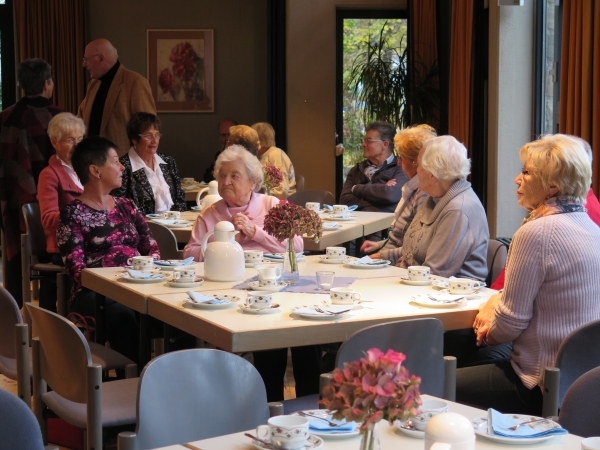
[424,412,475,450]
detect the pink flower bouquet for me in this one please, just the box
[263,165,284,196]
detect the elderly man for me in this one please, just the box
[203,117,237,182]
[0,58,62,306]
[78,39,156,156]
[340,121,408,212]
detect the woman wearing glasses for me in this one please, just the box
[112,112,186,216]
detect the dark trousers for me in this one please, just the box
[253,345,323,402]
[37,252,64,313]
[456,359,543,415]
[5,252,23,308]
[444,328,513,368]
[71,289,139,364]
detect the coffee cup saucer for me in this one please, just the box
[248,281,288,292]
[400,276,432,286]
[252,434,323,450]
[433,288,479,300]
[393,420,424,439]
[326,300,363,310]
[238,302,281,314]
[166,277,203,288]
[319,256,345,264]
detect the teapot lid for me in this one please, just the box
[214,221,235,232]
[425,412,474,443]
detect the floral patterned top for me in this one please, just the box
[57,197,160,301]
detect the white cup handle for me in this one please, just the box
[173,272,181,279]
[247,296,255,305]
[256,425,271,441]
[353,293,361,300]
[127,258,133,266]
[275,266,282,278]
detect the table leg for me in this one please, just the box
[163,323,173,353]
[139,314,151,368]
[95,293,105,344]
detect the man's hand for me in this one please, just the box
[386,179,397,187]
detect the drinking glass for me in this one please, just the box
[316,271,335,291]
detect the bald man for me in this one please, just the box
[77,39,156,156]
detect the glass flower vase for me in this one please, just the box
[265,186,271,196]
[359,424,380,450]
[283,237,299,285]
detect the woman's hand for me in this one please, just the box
[232,212,255,242]
[360,240,381,254]
[473,292,502,346]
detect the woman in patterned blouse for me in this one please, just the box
[58,136,160,362]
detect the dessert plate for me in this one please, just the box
[410,294,466,308]
[471,415,562,445]
[182,294,239,310]
[118,273,166,283]
[295,410,359,440]
[166,278,203,288]
[252,434,323,450]
[291,305,351,320]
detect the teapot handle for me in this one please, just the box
[201,230,214,257]
[196,187,209,208]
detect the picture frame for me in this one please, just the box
[147,29,214,113]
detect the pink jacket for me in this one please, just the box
[183,192,304,262]
[38,156,83,253]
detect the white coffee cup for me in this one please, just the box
[257,415,309,449]
[424,412,475,450]
[330,287,361,304]
[127,256,154,271]
[244,250,263,263]
[255,264,282,281]
[448,278,483,294]
[305,202,320,211]
[582,437,600,450]
[164,211,181,220]
[408,265,430,281]
[412,399,449,431]
[172,266,196,283]
[333,204,348,215]
[247,291,273,310]
[326,246,346,260]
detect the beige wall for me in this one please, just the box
[87,0,269,181]
[286,0,407,194]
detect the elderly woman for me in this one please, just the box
[456,134,600,415]
[397,135,489,280]
[58,136,160,362]
[251,122,296,199]
[226,125,260,155]
[360,124,436,263]
[111,112,186,216]
[184,145,303,261]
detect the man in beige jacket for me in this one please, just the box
[78,39,156,156]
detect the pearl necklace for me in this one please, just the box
[81,193,109,213]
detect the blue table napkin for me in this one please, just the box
[146,213,162,218]
[186,291,229,305]
[488,409,567,438]
[308,418,356,434]
[263,252,304,260]
[125,268,163,279]
[154,257,195,267]
[323,204,358,211]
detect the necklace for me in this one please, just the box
[81,193,109,213]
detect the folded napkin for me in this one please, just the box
[293,305,350,315]
[154,257,195,267]
[350,256,388,265]
[488,409,567,438]
[309,418,356,434]
[323,204,358,211]
[185,291,229,305]
[125,268,162,279]
[263,252,304,260]
[146,213,162,218]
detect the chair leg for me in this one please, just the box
[15,323,31,406]
[32,338,48,444]
[118,431,137,450]
[542,367,560,418]
[21,234,32,307]
[443,356,457,401]
[87,364,103,450]
[268,402,284,416]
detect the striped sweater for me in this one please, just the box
[489,212,600,389]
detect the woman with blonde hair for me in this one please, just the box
[227,125,260,155]
[251,122,296,199]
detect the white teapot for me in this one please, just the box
[200,221,245,281]
[196,180,222,211]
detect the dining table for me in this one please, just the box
[143,394,584,449]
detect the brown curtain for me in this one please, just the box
[559,0,600,194]
[448,0,474,153]
[409,0,439,131]
[14,0,88,114]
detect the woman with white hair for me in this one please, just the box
[397,135,489,280]
[457,134,600,415]
[183,145,303,261]
[251,122,296,199]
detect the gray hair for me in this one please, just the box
[366,121,396,151]
[214,145,264,191]
[48,113,86,141]
[251,122,276,148]
[420,136,471,181]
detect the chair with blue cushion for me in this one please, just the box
[0,388,45,450]
[558,366,600,437]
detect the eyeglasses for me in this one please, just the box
[362,138,384,144]
[139,133,163,141]
[82,53,101,63]
[60,137,84,145]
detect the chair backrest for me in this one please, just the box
[295,174,305,192]
[22,203,47,257]
[288,189,334,207]
[559,366,600,437]
[0,285,22,361]
[147,221,181,260]
[555,318,600,406]
[486,239,507,286]
[25,303,92,403]
[130,349,269,450]
[335,318,445,397]
[0,389,44,450]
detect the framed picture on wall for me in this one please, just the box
[147,29,214,113]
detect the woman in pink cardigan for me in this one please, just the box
[183,145,302,261]
[37,113,84,311]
